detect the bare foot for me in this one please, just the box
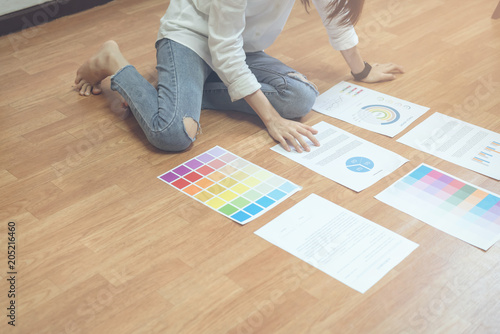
[74,40,130,96]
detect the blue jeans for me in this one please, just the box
[110,38,318,151]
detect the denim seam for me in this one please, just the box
[110,70,150,131]
[151,40,180,134]
[202,88,280,98]
[157,40,198,144]
[158,40,178,134]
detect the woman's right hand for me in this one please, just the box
[265,116,319,153]
[244,89,320,152]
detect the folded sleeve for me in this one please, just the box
[312,0,359,51]
[207,0,261,101]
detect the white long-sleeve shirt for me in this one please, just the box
[157,0,358,101]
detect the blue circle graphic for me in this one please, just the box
[346,157,374,173]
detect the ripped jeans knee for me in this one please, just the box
[146,116,200,152]
[183,116,200,140]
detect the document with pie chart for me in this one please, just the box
[271,121,408,192]
[313,81,429,137]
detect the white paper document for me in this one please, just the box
[313,81,429,137]
[271,121,408,192]
[255,194,419,293]
[375,164,500,250]
[397,112,500,180]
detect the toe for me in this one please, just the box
[74,79,84,91]
[84,84,93,96]
[92,83,102,95]
[79,83,90,96]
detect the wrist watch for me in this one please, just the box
[351,62,372,81]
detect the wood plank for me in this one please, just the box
[0,0,498,332]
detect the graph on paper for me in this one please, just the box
[271,121,408,192]
[398,113,500,180]
[357,105,401,125]
[472,141,500,167]
[346,157,375,173]
[312,81,429,137]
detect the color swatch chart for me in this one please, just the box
[376,164,500,250]
[158,146,301,225]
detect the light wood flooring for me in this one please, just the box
[1,0,499,333]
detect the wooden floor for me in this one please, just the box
[1,0,499,333]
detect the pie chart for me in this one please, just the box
[358,104,400,125]
[346,157,374,173]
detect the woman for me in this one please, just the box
[74,0,403,153]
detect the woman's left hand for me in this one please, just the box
[362,63,405,83]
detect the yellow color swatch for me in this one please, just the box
[206,197,226,209]
[231,183,251,194]
[195,191,214,202]
[242,164,260,175]
[243,176,261,187]
[219,190,238,201]
[219,177,238,188]
[232,171,249,181]
[207,184,226,195]
[254,169,272,181]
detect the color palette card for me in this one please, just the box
[158,146,301,225]
[375,164,500,250]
